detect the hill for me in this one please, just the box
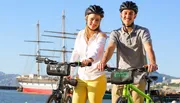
[150,71,179,83]
[0,71,20,86]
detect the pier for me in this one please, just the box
[0,86,18,90]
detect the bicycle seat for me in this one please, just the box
[149,76,158,81]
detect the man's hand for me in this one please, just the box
[97,62,106,71]
[147,64,158,72]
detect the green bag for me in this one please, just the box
[111,69,133,85]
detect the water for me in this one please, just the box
[0,90,111,103]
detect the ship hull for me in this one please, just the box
[17,74,58,95]
[19,82,57,94]
[23,87,52,94]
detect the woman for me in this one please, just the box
[70,5,107,103]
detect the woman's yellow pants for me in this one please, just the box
[72,74,107,103]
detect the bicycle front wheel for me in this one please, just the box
[66,96,72,103]
[116,96,128,103]
[46,94,62,103]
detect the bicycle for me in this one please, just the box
[104,66,161,103]
[36,57,91,103]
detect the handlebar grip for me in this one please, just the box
[71,62,91,67]
[104,65,108,68]
[36,56,55,64]
[104,65,117,71]
[87,62,92,66]
[104,65,112,72]
[36,56,45,61]
[137,67,148,72]
[45,58,58,64]
[68,79,78,86]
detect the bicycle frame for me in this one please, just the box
[55,76,65,97]
[46,75,73,103]
[122,84,154,103]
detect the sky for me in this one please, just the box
[0,0,180,78]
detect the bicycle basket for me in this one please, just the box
[46,63,70,76]
[111,69,133,84]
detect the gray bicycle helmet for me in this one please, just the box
[120,1,138,14]
[85,5,104,18]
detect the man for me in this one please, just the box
[97,1,158,103]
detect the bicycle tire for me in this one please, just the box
[46,94,62,103]
[151,96,163,103]
[66,96,72,103]
[154,99,163,103]
[116,96,128,103]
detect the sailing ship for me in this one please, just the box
[16,10,81,94]
[16,20,60,94]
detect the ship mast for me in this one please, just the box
[36,21,40,75]
[42,10,76,62]
[19,21,59,76]
[62,10,65,62]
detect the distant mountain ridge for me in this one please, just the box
[149,71,179,83]
[0,71,179,86]
[0,71,20,86]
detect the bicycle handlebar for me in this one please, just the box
[36,56,92,66]
[104,65,148,72]
[36,56,92,76]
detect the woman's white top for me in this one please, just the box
[70,29,107,80]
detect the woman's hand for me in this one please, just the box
[65,75,72,79]
[81,58,93,67]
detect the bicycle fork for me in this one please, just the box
[123,84,154,103]
[123,85,133,103]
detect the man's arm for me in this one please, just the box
[97,40,116,71]
[143,42,158,72]
[82,32,107,66]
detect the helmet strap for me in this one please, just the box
[121,21,134,33]
[122,20,134,28]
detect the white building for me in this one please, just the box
[171,79,180,84]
